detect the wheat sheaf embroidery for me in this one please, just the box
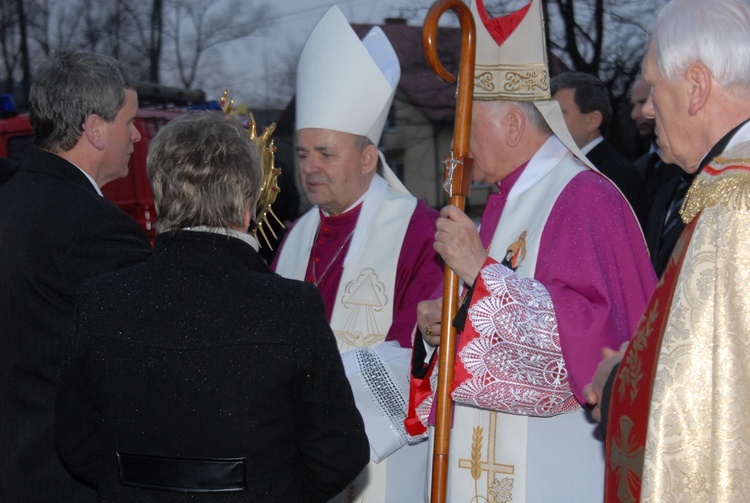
[471,426,483,481]
[617,300,658,404]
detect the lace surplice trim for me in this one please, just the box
[453,263,579,416]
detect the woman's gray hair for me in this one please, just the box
[651,0,750,92]
[29,51,136,152]
[147,111,262,233]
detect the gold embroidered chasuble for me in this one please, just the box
[606,140,750,502]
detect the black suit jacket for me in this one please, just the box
[586,139,650,228]
[54,231,370,502]
[634,150,684,206]
[644,174,694,278]
[0,149,152,502]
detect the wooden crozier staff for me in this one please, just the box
[422,1,476,502]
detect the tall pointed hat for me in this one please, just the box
[470,0,595,170]
[295,6,408,193]
[296,6,399,147]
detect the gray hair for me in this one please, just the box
[550,72,613,132]
[481,100,551,136]
[354,133,384,170]
[354,134,373,152]
[651,0,750,92]
[29,51,137,152]
[147,111,262,233]
[516,101,552,135]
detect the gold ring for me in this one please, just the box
[425,325,433,336]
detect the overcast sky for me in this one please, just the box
[196,0,660,113]
[197,0,438,110]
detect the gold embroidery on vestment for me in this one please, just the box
[617,300,658,404]
[611,415,644,503]
[336,268,388,349]
[682,167,750,223]
[503,69,549,94]
[712,154,750,165]
[458,412,515,501]
[473,64,549,101]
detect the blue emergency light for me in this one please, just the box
[0,94,17,118]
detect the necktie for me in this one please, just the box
[646,151,662,182]
[660,174,693,242]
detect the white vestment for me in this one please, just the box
[275,173,428,503]
[424,138,605,502]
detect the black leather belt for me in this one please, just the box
[117,452,246,492]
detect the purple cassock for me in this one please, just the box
[474,163,657,403]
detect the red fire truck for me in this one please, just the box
[0,84,209,239]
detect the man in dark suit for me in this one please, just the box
[0,52,152,501]
[552,72,650,227]
[54,112,370,501]
[630,77,687,277]
[631,77,684,204]
[643,171,695,277]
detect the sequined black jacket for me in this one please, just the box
[55,230,369,502]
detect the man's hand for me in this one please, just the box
[434,205,486,286]
[583,342,629,422]
[417,298,443,347]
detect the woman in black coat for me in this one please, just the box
[54,112,369,502]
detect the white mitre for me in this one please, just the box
[470,0,595,170]
[296,6,400,146]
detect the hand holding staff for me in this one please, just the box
[422,1,476,502]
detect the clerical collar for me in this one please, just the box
[699,118,750,170]
[317,202,362,230]
[320,192,367,218]
[496,159,530,196]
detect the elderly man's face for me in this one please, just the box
[468,101,517,185]
[630,79,655,139]
[296,128,374,216]
[642,48,699,173]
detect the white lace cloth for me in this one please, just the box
[452,262,579,416]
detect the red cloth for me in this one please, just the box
[604,217,698,502]
[475,0,532,47]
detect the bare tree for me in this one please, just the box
[148,0,163,82]
[15,0,30,102]
[0,0,271,108]
[543,0,667,103]
[540,0,668,154]
[0,0,20,94]
[163,0,269,89]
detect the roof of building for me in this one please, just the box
[275,18,568,134]
[353,19,461,124]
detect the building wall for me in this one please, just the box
[381,94,492,215]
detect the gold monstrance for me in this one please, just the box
[220,90,284,249]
